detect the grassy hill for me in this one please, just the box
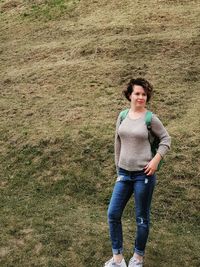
[0,0,199,266]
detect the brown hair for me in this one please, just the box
[123,78,153,102]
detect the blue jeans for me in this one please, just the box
[107,167,156,256]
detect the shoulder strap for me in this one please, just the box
[145,111,153,130]
[119,108,129,123]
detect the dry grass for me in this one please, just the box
[0,0,200,266]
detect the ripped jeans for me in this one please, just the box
[107,167,156,256]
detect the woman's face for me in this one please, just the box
[129,85,147,108]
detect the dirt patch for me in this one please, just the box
[34,242,43,254]
[0,247,10,257]
[0,181,8,188]
[0,0,24,13]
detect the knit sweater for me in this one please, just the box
[115,111,171,171]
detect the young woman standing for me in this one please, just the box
[104,78,171,267]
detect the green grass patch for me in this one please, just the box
[21,0,80,21]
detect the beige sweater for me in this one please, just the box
[115,111,171,171]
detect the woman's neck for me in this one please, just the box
[130,106,146,113]
[129,107,147,119]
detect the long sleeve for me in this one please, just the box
[114,111,171,171]
[151,114,171,158]
[114,115,121,168]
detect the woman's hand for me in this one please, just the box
[144,153,162,176]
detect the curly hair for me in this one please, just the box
[123,78,153,102]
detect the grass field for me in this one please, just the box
[0,0,200,266]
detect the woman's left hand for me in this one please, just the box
[144,153,162,176]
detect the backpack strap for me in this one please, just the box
[145,111,154,147]
[119,108,129,123]
[145,111,153,130]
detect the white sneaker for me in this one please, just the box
[128,256,143,267]
[104,257,127,267]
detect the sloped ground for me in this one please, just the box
[0,0,200,266]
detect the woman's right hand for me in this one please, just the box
[144,153,162,176]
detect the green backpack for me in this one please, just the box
[119,109,163,171]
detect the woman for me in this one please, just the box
[104,78,171,267]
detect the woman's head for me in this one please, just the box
[123,78,153,103]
